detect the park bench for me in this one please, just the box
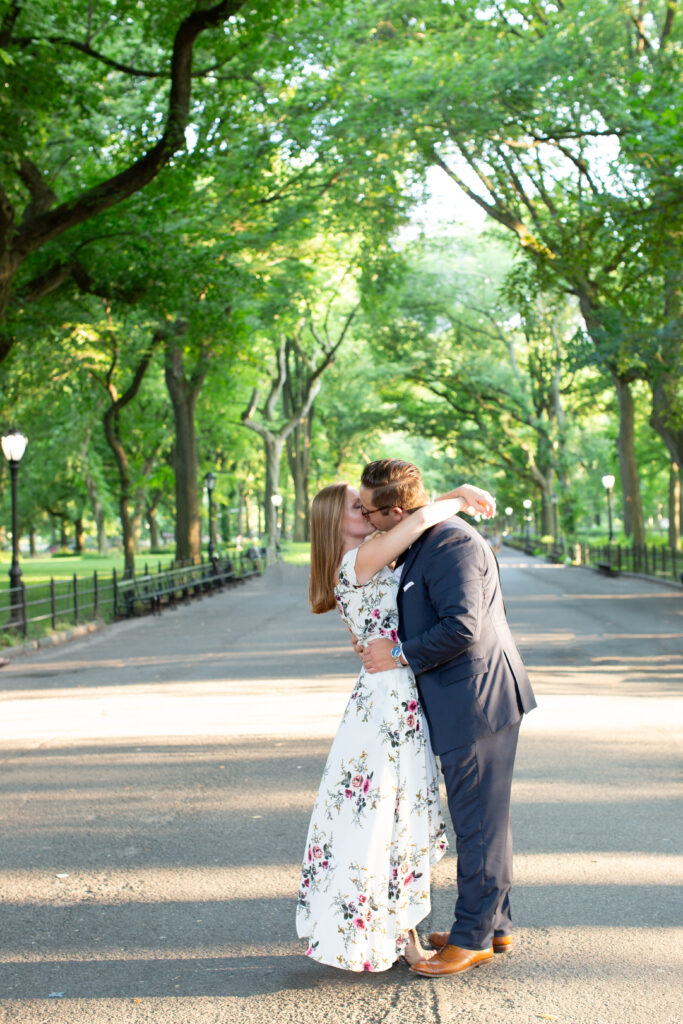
[115,554,254,619]
[114,575,159,617]
[596,561,618,577]
[240,547,263,578]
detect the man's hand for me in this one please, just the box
[361,637,399,674]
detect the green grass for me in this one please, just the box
[280,541,311,566]
[0,550,174,585]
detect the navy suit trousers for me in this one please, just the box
[440,717,521,950]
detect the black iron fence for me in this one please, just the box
[577,540,681,581]
[505,534,681,583]
[1,549,263,642]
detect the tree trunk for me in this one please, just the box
[147,507,160,550]
[264,435,285,545]
[102,337,161,575]
[74,516,85,553]
[287,407,313,541]
[103,406,136,576]
[650,374,683,469]
[84,469,108,553]
[669,463,681,550]
[612,372,646,545]
[164,340,207,564]
[131,505,143,553]
[147,491,162,550]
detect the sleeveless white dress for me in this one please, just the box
[296,547,447,972]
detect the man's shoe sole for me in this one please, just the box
[428,931,512,954]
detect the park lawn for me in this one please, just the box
[0,543,309,587]
[0,551,174,586]
[280,541,310,566]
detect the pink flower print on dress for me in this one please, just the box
[362,778,370,794]
[363,961,373,971]
[311,845,323,860]
[390,629,399,642]
[354,917,366,930]
[403,873,414,886]
[351,774,363,789]
[406,714,415,729]
[407,700,418,712]
[344,788,353,798]
[371,608,380,619]
[358,894,367,904]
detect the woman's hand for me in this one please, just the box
[449,484,496,519]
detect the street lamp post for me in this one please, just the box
[522,498,532,553]
[204,471,216,561]
[504,506,513,535]
[601,474,615,543]
[2,429,28,627]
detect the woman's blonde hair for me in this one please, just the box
[309,482,349,614]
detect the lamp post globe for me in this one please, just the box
[2,429,28,626]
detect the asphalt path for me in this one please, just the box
[0,550,681,1024]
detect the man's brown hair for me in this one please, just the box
[360,459,428,514]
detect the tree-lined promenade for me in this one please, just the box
[0,553,680,1022]
[0,2,681,573]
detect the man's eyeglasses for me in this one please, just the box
[360,504,394,519]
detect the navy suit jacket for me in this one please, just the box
[398,517,536,754]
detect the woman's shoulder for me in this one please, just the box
[336,546,361,588]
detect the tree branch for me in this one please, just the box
[430,147,551,256]
[13,1,245,260]
[264,340,288,422]
[660,1,677,48]
[14,34,240,79]
[17,158,58,220]
[0,0,20,48]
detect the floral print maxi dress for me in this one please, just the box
[296,547,448,972]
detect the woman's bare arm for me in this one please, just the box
[353,485,495,585]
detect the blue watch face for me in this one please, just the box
[391,644,402,658]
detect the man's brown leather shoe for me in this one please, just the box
[428,930,512,953]
[410,943,494,977]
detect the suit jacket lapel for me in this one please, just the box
[396,531,427,612]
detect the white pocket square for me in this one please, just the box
[403,581,415,592]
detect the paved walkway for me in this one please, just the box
[0,552,681,1023]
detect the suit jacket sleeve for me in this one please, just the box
[401,527,484,675]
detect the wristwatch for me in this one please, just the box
[391,642,404,667]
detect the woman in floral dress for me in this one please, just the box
[296,481,495,972]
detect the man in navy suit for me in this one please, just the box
[359,459,536,978]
